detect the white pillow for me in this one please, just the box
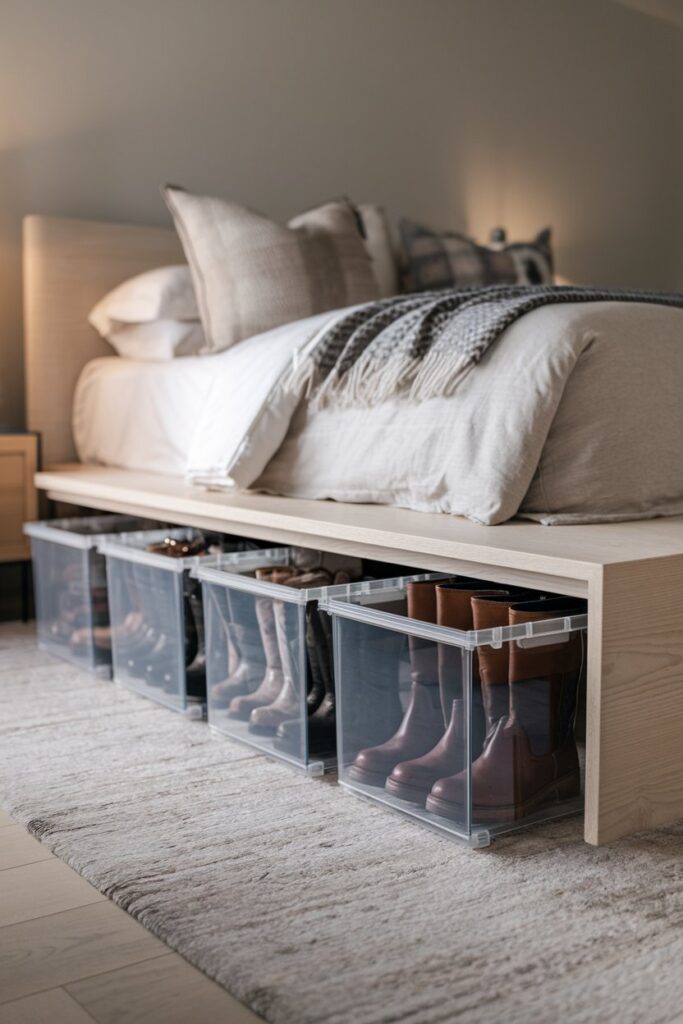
[88,265,204,359]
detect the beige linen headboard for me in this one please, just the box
[23,214,184,466]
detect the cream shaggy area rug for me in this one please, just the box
[1,622,682,1024]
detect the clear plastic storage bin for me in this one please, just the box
[323,576,588,847]
[102,531,287,716]
[24,515,163,678]
[199,555,442,775]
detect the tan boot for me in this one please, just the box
[226,599,284,719]
[249,570,333,733]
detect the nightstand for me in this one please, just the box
[0,433,39,619]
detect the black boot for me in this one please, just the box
[276,605,336,757]
[184,578,208,702]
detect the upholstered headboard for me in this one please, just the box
[23,214,184,466]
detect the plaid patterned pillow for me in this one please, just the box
[399,220,554,292]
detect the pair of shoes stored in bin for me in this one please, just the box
[131,534,229,695]
[214,566,303,716]
[349,580,586,824]
[109,568,198,694]
[207,579,274,708]
[213,564,342,753]
[49,581,108,650]
[242,568,334,734]
[348,579,502,791]
[143,574,209,699]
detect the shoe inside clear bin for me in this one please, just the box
[203,576,313,768]
[103,529,271,715]
[324,576,587,847]
[24,514,163,678]
[201,557,441,775]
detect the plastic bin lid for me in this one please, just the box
[101,533,291,574]
[322,583,588,650]
[197,566,448,604]
[23,515,162,550]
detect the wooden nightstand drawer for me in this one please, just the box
[0,435,39,562]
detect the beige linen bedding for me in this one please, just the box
[255,303,683,525]
[76,300,683,526]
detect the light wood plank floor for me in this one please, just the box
[0,809,264,1023]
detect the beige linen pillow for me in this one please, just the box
[357,203,399,298]
[164,187,379,353]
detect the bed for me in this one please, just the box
[71,299,683,527]
[22,213,683,849]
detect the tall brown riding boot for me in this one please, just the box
[384,583,507,805]
[498,597,584,819]
[471,593,523,733]
[348,579,450,788]
[426,596,585,823]
[423,591,522,822]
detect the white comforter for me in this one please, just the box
[75,302,683,525]
[73,312,341,476]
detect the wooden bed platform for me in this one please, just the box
[36,463,683,848]
[22,215,683,848]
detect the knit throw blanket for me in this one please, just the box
[288,284,683,407]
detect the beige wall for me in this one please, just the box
[0,0,681,430]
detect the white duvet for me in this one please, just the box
[73,311,342,476]
[74,302,683,525]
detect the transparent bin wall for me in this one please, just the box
[30,537,109,674]
[202,566,443,775]
[107,555,190,713]
[105,536,286,715]
[28,515,161,679]
[333,589,586,848]
[204,580,316,771]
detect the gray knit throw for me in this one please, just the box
[288,285,683,407]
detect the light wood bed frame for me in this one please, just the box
[24,215,683,847]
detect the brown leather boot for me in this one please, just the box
[471,593,523,733]
[500,597,584,819]
[426,596,585,823]
[384,583,507,805]
[348,579,448,788]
